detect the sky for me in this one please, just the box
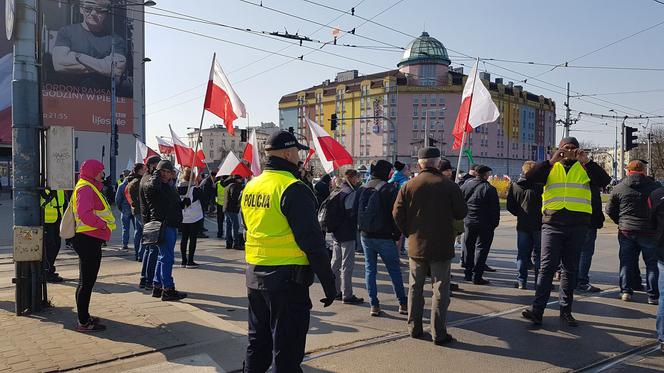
[144,0,664,149]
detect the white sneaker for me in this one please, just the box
[620,293,632,302]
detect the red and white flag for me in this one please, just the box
[302,148,315,168]
[216,151,252,178]
[305,118,353,174]
[155,136,174,154]
[203,54,246,136]
[451,60,500,150]
[135,139,159,164]
[170,126,206,169]
[241,129,261,176]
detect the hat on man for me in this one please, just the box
[439,158,452,172]
[476,165,493,175]
[417,146,441,160]
[265,131,309,151]
[371,159,393,181]
[156,160,175,172]
[394,160,405,172]
[559,136,580,148]
[626,160,646,173]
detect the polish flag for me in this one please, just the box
[241,129,261,176]
[155,136,174,154]
[170,126,206,168]
[216,151,252,178]
[451,60,500,150]
[203,53,246,136]
[302,148,315,168]
[305,118,353,174]
[135,139,159,164]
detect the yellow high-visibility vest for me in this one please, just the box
[216,182,225,205]
[71,179,117,233]
[542,161,592,214]
[41,190,65,224]
[241,170,309,266]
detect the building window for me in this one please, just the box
[413,120,418,129]
[419,64,436,86]
[413,106,418,117]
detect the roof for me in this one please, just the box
[397,31,451,68]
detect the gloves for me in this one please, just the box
[182,197,192,207]
[319,276,337,307]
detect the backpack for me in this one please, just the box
[318,190,343,233]
[357,181,387,234]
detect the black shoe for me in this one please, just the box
[122,246,129,250]
[334,292,342,301]
[450,283,460,292]
[161,288,187,301]
[473,278,490,285]
[433,333,456,346]
[342,295,364,304]
[660,342,664,354]
[217,234,223,239]
[151,286,163,298]
[633,283,645,292]
[233,245,244,251]
[464,274,473,282]
[181,261,187,268]
[560,312,578,327]
[226,244,232,250]
[139,282,146,289]
[145,283,154,291]
[186,262,200,269]
[484,265,496,272]
[46,274,64,283]
[522,308,542,325]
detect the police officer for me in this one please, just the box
[521,137,610,327]
[41,188,67,283]
[241,131,336,372]
[215,176,225,239]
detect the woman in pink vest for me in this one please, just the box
[71,159,116,332]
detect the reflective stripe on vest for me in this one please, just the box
[71,179,117,233]
[241,170,309,266]
[216,182,225,205]
[42,190,65,224]
[542,162,592,214]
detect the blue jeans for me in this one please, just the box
[516,230,541,286]
[360,236,407,307]
[657,261,664,343]
[140,243,159,286]
[134,215,143,260]
[225,212,241,247]
[154,227,176,289]
[121,212,134,247]
[618,233,659,298]
[577,228,597,286]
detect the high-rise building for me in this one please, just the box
[278,32,556,177]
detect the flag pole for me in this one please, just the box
[454,57,480,183]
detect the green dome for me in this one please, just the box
[397,32,451,67]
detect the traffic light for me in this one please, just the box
[240,129,248,142]
[288,126,294,134]
[625,126,638,152]
[330,113,338,131]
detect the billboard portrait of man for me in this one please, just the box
[50,0,129,92]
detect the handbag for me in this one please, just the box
[142,220,164,245]
[59,203,76,239]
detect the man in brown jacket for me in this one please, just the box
[393,147,467,345]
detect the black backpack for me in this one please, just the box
[318,191,343,233]
[357,181,387,234]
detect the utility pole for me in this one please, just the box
[424,110,429,147]
[620,116,627,180]
[613,124,618,181]
[564,82,571,138]
[12,0,43,315]
[648,132,652,176]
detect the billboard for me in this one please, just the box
[0,1,11,145]
[40,0,135,134]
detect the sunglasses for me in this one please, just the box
[81,5,110,14]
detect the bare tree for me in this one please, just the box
[630,127,664,180]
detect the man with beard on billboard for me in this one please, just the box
[50,0,128,90]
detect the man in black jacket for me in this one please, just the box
[521,137,610,327]
[461,165,500,285]
[142,160,189,301]
[223,175,245,250]
[137,155,161,290]
[606,160,660,304]
[358,159,407,317]
[329,169,364,305]
[507,161,543,289]
[647,186,664,352]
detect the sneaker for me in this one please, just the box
[151,286,163,298]
[521,308,543,325]
[342,295,364,305]
[186,262,200,269]
[484,265,496,273]
[648,297,659,305]
[577,283,601,293]
[225,243,233,250]
[398,303,408,315]
[560,312,578,327]
[46,274,64,283]
[233,245,245,251]
[122,246,129,250]
[620,292,632,302]
[145,283,154,291]
[464,274,473,282]
[334,292,342,301]
[433,333,456,346]
[75,320,106,332]
[180,261,187,268]
[473,278,491,286]
[370,305,381,317]
[515,282,527,290]
[161,288,187,301]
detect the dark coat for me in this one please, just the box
[506,176,543,232]
[222,178,244,214]
[314,174,331,205]
[460,177,500,228]
[357,177,400,240]
[393,168,467,262]
[330,182,359,243]
[605,173,661,233]
[648,187,664,260]
[125,172,142,217]
[525,160,611,226]
[141,172,184,228]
